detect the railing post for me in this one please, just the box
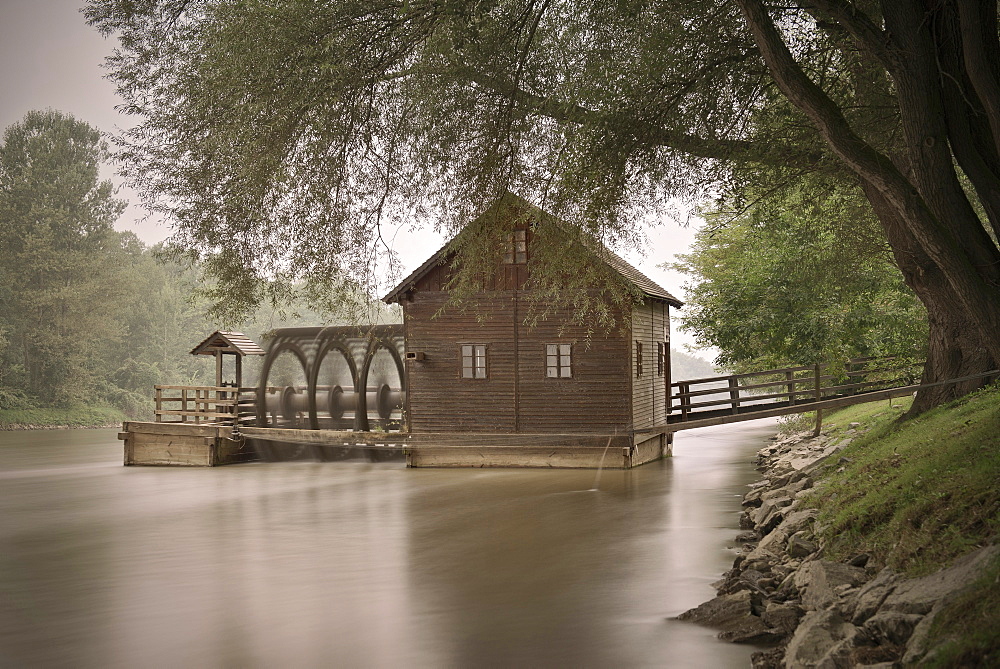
[786,371,796,405]
[154,386,162,423]
[813,363,823,436]
[680,382,691,420]
[181,388,188,423]
[728,377,740,415]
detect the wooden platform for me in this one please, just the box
[241,427,670,469]
[118,422,670,469]
[120,422,259,466]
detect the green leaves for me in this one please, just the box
[672,175,926,370]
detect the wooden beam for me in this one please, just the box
[239,427,631,450]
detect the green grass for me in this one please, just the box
[0,406,125,429]
[778,395,913,435]
[807,383,1000,577]
[797,385,1000,666]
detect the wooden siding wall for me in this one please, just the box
[516,305,630,433]
[404,267,632,433]
[631,300,671,430]
[405,290,517,433]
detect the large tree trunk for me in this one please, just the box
[738,0,1000,412]
[862,183,997,413]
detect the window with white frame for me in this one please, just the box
[461,344,487,379]
[546,343,572,378]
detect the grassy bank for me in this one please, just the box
[804,382,1000,666]
[0,406,126,429]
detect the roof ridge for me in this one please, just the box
[383,193,682,307]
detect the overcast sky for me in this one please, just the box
[0,0,708,350]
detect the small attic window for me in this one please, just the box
[503,229,527,264]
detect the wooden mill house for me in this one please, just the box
[382,194,683,468]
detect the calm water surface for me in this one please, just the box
[0,422,776,668]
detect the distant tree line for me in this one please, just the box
[0,110,391,419]
[0,111,216,415]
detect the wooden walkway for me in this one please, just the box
[640,359,999,436]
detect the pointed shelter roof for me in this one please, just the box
[383,193,682,307]
[189,331,266,357]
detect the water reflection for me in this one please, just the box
[0,422,775,668]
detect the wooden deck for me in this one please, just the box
[121,359,998,468]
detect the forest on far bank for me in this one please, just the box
[0,110,393,421]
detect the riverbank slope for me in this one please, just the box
[680,382,999,667]
[0,406,126,430]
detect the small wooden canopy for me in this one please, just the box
[190,331,266,357]
[190,331,265,389]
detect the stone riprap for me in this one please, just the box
[675,426,998,668]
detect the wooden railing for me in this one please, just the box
[154,385,258,425]
[670,357,924,421]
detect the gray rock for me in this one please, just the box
[881,545,999,615]
[863,610,924,646]
[743,488,765,507]
[901,601,941,665]
[751,647,785,669]
[735,530,759,543]
[794,560,867,611]
[847,553,870,568]
[719,623,784,645]
[746,528,788,561]
[676,589,754,627]
[783,610,861,668]
[677,589,781,644]
[762,601,805,635]
[849,568,899,625]
[753,498,793,534]
[788,534,819,558]
[778,508,819,536]
[774,572,799,600]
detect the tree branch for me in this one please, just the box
[956,0,1000,159]
[450,61,825,168]
[802,0,897,71]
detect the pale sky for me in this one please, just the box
[0,0,707,350]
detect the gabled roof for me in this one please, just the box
[190,330,266,356]
[383,193,683,307]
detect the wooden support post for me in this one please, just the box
[679,382,691,420]
[786,370,796,405]
[154,387,163,423]
[813,364,823,436]
[181,388,188,423]
[728,377,740,415]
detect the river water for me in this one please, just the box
[0,421,776,668]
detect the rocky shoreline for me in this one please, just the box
[677,424,998,668]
